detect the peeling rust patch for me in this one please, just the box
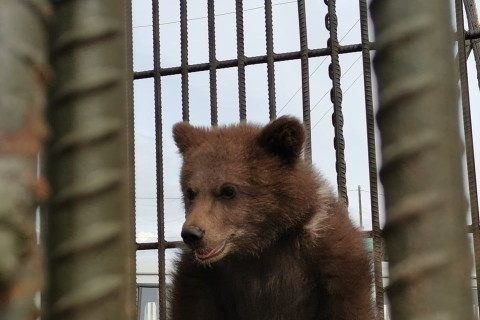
[0,109,48,156]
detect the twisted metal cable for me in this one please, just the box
[325,0,348,205]
[0,0,52,319]
[46,0,131,318]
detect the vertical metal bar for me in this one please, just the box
[371,0,474,318]
[208,0,218,126]
[236,0,247,122]
[46,0,132,318]
[124,0,137,318]
[297,0,312,163]
[359,0,384,318]
[357,186,363,229]
[0,1,51,319]
[264,0,277,120]
[180,0,190,122]
[463,0,480,90]
[152,1,167,320]
[326,0,348,205]
[456,0,480,312]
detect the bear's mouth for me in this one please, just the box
[195,240,227,261]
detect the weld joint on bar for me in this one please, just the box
[465,29,480,40]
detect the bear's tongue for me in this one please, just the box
[195,241,226,260]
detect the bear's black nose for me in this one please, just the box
[181,226,205,247]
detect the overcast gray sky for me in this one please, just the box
[131,0,480,283]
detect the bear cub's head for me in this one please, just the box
[173,116,317,265]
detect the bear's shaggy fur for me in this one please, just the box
[170,116,373,320]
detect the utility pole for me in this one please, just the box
[358,185,363,230]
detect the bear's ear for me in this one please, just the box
[257,116,305,162]
[172,122,206,154]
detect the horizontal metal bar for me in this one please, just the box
[466,29,480,40]
[136,225,479,252]
[134,42,372,79]
[136,241,186,250]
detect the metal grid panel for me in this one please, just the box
[131,1,480,319]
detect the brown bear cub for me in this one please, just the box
[171,116,373,320]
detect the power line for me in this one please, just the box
[311,71,363,130]
[348,188,385,197]
[133,0,297,29]
[277,19,360,116]
[310,54,362,113]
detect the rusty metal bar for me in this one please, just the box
[152,1,167,319]
[137,241,186,250]
[265,0,277,120]
[0,1,51,319]
[180,0,190,122]
[236,0,247,121]
[326,0,348,205]
[138,223,480,253]
[456,0,480,313]
[134,42,371,79]
[124,0,136,319]
[297,0,312,163]
[46,0,132,318]
[208,0,218,126]
[371,0,474,318]
[463,0,480,90]
[466,29,480,39]
[359,0,384,318]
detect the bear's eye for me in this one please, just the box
[186,188,196,202]
[220,186,236,199]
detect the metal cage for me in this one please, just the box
[0,0,479,319]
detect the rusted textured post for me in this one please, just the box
[208,0,218,126]
[371,0,473,319]
[463,0,480,90]
[236,0,247,121]
[0,1,52,319]
[180,0,189,122]
[152,0,167,319]
[45,0,132,319]
[124,0,137,318]
[297,0,312,163]
[358,0,384,317]
[456,0,480,313]
[264,0,277,120]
